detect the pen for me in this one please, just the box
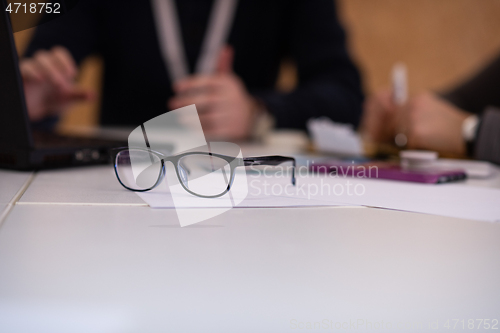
[392,62,408,147]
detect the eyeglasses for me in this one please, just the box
[111,147,296,198]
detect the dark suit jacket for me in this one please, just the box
[26,0,364,131]
[443,54,500,164]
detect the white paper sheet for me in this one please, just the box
[137,174,353,209]
[307,117,363,156]
[294,176,500,223]
[137,173,500,223]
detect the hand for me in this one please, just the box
[168,46,260,141]
[360,89,400,144]
[20,46,94,121]
[406,92,470,155]
[361,89,470,156]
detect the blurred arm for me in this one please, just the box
[442,54,500,115]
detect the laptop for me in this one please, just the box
[0,0,125,170]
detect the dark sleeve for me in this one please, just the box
[442,54,500,115]
[24,0,101,64]
[253,0,364,130]
[474,108,500,165]
[441,54,500,164]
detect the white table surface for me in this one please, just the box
[0,169,33,220]
[1,157,500,332]
[1,205,499,333]
[18,166,145,205]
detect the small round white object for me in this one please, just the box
[400,150,438,170]
[400,150,438,160]
[394,133,408,147]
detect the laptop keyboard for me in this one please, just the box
[33,131,125,149]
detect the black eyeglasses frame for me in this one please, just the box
[111,147,296,199]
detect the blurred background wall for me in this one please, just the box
[13,0,500,128]
[339,0,500,95]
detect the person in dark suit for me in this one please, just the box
[21,0,364,141]
[362,54,500,164]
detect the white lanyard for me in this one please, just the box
[151,0,238,82]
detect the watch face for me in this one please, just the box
[462,114,479,142]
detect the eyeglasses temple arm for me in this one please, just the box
[242,156,296,186]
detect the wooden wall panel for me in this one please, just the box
[338,0,500,94]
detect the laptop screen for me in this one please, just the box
[0,0,33,149]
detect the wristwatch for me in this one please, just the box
[462,114,480,156]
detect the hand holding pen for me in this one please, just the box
[360,62,409,148]
[361,62,471,155]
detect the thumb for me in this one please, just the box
[216,45,234,74]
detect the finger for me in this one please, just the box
[51,46,78,79]
[216,45,234,74]
[406,124,420,149]
[361,96,389,142]
[54,87,95,105]
[168,92,221,111]
[66,88,95,101]
[198,111,230,138]
[198,108,225,126]
[177,111,205,128]
[202,125,231,141]
[378,89,397,114]
[201,127,221,139]
[174,75,223,94]
[45,88,95,116]
[399,102,412,128]
[33,51,71,90]
[198,118,221,138]
[20,60,44,82]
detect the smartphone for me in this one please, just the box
[310,161,467,184]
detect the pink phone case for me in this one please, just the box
[310,161,467,184]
